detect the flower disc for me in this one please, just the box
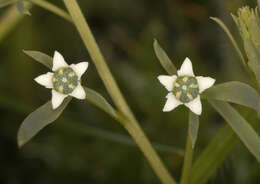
[173,76,199,103]
[52,67,78,94]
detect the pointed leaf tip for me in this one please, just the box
[23,50,53,69]
[153,39,177,75]
[17,98,71,148]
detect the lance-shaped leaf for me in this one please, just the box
[17,0,30,15]
[84,87,119,119]
[0,0,16,8]
[153,39,177,75]
[189,111,199,149]
[18,98,71,147]
[209,99,260,162]
[23,50,53,69]
[191,124,238,184]
[210,17,247,68]
[202,81,259,111]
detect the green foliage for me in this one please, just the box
[17,98,71,147]
[244,38,260,85]
[84,87,119,119]
[23,50,53,69]
[191,124,238,184]
[17,0,31,15]
[153,39,177,75]
[0,0,15,8]
[202,81,259,111]
[209,100,260,162]
[188,112,199,149]
[210,17,247,67]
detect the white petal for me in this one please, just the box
[196,76,215,93]
[70,62,89,79]
[177,57,194,76]
[158,75,177,91]
[69,84,86,99]
[185,96,202,115]
[52,51,68,71]
[34,72,53,88]
[163,93,182,112]
[51,90,67,109]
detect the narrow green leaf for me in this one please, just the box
[17,0,31,15]
[244,38,260,85]
[23,50,86,74]
[153,39,177,75]
[17,98,71,147]
[209,100,260,162]
[84,87,119,119]
[23,50,53,69]
[191,124,238,184]
[0,0,15,8]
[202,81,259,111]
[189,111,199,149]
[210,17,247,68]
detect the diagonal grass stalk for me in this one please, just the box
[62,0,176,184]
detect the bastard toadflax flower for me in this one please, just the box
[34,51,88,109]
[158,57,215,115]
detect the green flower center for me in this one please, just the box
[52,67,78,94]
[172,76,199,103]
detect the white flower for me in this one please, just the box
[158,57,215,115]
[34,51,88,109]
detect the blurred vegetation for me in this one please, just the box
[0,0,260,183]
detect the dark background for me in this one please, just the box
[0,0,259,183]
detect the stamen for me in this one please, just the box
[187,93,193,100]
[175,82,180,87]
[183,77,188,82]
[176,91,182,99]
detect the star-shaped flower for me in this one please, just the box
[158,57,215,115]
[34,51,88,109]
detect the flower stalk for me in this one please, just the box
[62,0,176,184]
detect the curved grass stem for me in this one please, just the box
[62,0,177,183]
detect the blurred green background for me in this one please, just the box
[0,0,260,183]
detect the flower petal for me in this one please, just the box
[51,90,68,109]
[163,93,182,112]
[69,84,86,99]
[158,75,177,91]
[34,72,53,88]
[196,76,216,93]
[52,51,68,71]
[177,57,194,76]
[70,62,89,79]
[185,96,202,115]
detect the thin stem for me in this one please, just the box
[0,5,30,42]
[62,0,177,184]
[25,0,72,22]
[180,125,194,184]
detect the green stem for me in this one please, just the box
[180,122,194,184]
[0,5,29,42]
[25,0,72,22]
[62,0,176,184]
